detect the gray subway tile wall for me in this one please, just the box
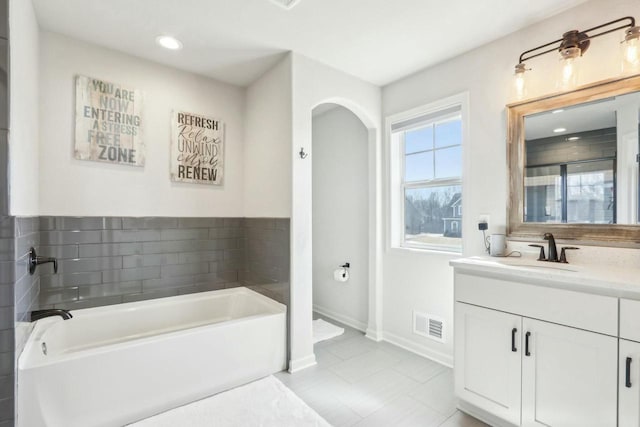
[0,217,40,427]
[14,217,41,348]
[243,218,290,305]
[37,217,290,310]
[0,216,12,426]
[526,127,616,166]
[0,1,10,422]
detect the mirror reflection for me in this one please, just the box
[523,94,640,225]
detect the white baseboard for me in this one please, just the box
[365,328,383,342]
[382,330,453,368]
[288,354,317,373]
[312,304,367,332]
[458,400,515,427]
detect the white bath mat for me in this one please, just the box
[312,318,344,343]
[129,376,331,427]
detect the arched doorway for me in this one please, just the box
[311,103,369,334]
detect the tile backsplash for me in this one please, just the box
[36,217,290,310]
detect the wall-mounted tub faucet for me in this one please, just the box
[28,247,58,275]
[30,309,72,321]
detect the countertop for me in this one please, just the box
[450,256,640,299]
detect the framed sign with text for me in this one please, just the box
[74,75,144,166]
[170,111,224,185]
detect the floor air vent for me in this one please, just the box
[413,311,445,343]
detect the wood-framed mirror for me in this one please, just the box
[508,75,640,245]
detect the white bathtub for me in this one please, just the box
[18,287,287,427]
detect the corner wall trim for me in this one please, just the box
[382,330,453,368]
[312,304,367,332]
[288,354,317,373]
[365,328,382,342]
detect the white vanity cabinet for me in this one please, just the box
[619,299,640,427]
[455,302,522,425]
[520,318,617,427]
[453,269,619,427]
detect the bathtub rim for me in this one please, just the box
[19,286,287,369]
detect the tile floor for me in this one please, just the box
[275,315,489,427]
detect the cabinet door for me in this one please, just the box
[521,318,617,427]
[620,339,640,427]
[454,302,522,425]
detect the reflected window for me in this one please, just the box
[525,160,615,224]
[567,161,615,224]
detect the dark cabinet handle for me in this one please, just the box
[511,328,517,352]
[525,332,531,356]
[627,357,632,388]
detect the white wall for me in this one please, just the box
[380,0,640,366]
[9,0,39,215]
[289,53,381,371]
[312,106,369,330]
[38,31,245,217]
[244,55,292,218]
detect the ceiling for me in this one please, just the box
[525,99,618,141]
[524,91,640,140]
[32,0,587,87]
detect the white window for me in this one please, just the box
[387,93,467,252]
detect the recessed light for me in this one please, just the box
[552,109,565,114]
[567,136,580,141]
[156,35,183,50]
[553,127,567,133]
[269,0,301,9]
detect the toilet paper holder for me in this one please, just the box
[334,262,351,282]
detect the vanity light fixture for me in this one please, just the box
[514,16,639,98]
[156,35,183,50]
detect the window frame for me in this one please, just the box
[386,93,468,254]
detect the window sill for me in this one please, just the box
[388,245,462,257]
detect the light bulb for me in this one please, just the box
[625,41,639,64]
[622,27,640,74]
[514,63,527,99]
[558,47,581,90]
[562,58,575,84]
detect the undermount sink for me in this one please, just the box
[505,262,578,272]
[489,256,579,272]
